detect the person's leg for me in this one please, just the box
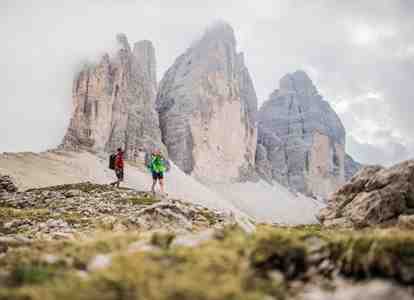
[110,171,117,186]
[159,178,164,194]
[115,169,123,188]
[151,173,157,194]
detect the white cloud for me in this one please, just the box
[0,0,413,167]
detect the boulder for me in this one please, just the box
[156,22,257,182]
[0,174,18,199]
[319,160,414,228]
[61,34,163,159]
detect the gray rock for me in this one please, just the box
[88,254,112,271]
[0,174,18,198]
[257,70,347,198]
[0,182,231,240]
[171,229,215,247]
[61,34,163,159]
[398,214,414,229]
[319,160,414,228]
[156,22,257,182]
[303,280,412,300]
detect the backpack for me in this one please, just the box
[109,154,116,170]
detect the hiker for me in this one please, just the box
[110,148,124,188]
[147,149,169,195]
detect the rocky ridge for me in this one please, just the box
[61,34,163,159]
[1,174,414,299]
[256,70,359,198]
[0,181,231,242]
[156,22,257,182]
[319,159,414,228]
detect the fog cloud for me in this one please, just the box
[1,0,413,166]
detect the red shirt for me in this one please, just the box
[115,152,124,169]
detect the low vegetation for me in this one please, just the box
[1,225,413,300]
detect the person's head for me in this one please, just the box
[117,148,123,154]
[152,148,162,157]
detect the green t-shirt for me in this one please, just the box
[150,155,166,173]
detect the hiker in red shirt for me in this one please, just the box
[110,148,124,188]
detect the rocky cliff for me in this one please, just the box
[344,153,363,181]
[256,71,347,198]
[156,23,257,182]
[61,34,163,159]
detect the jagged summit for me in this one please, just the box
[279,70,317,95]
[256,71,347,197]
[133,40,157,93]
[156,23,257,182]
[116,32,131,51]
[201,21,236,45]
[61,34,163,159]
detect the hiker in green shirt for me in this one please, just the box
[147,149,168,195]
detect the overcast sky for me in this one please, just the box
[1,0,413,166]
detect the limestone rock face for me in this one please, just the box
[156,23,257,182]
[257,71,346,198]
[318,160,414,228]
[344,154,363,181]
[62,34,163,159]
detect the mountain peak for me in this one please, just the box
[279,70,316,95]
[116,33,131,52]
[201,21,236,45]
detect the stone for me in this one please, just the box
[0,182,231,240]
[171,229,215,247]
[303,280,412,300]
[397,215,414,229]
[88,254,112,271]
[61,34,163,159]
[256,70,358,198]
[319,160,414,228]
[0,236,31,249]
[0,174,18,197]
[156,22,257,183]
[304,236,330,265]
[41,254,60,264]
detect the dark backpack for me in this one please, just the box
[109,154,116,170]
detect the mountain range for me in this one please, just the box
[62,22,361,198]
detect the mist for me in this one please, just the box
[1,0,413,166]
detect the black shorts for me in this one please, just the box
[152,171,164,180]
[115,168,124,181]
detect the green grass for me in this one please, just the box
[122,196,160,206]
[1,225,414,299]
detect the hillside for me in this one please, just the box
[0,150,323,226]
[2,155,414,299]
